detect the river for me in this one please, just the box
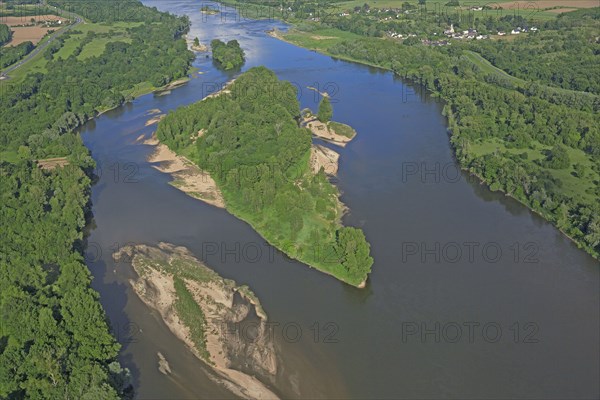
[79,1,600,398]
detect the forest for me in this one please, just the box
[211,39,245,70]
[157,67,373,286]
[0,0,194,397]
[314,9,600,258]
[0,41,34,68]
[0,23,11,46]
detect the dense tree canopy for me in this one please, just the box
[318,96,333,122]
[157,67,373,285]
[211,39,245,70]
[0,23,11,46]
[0,0,194,397]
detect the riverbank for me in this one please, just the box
[269,26,600,261]
[147,138,225,208]
[113,243,279,400]
[144,79,237,208]
[303,116,356,147]
[155,67,373,287]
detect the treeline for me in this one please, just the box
[211,39,245,70]
[327,38,600,258]
[0,23,11,46]
[157,67,373,286]
[0,0,194,397]
[0,41,34,68]
[0,14,193,157]
[468,9,600,94]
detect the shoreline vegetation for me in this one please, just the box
[266,10,600,260]
[0,0,197,397]
[211,39,245,70]
[113,243,279,400]
[156,67,373,287]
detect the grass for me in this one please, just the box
[54,22,140,61]
[282,27,362,50]
[0,150,20,164]
[328,121,357,138]
[3,21,141,83]
[462,49,598,99]
[463,50,523,85]
[173,277,211,362]
[469,138,599,203]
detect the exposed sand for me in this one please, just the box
[147,141,225,208]
[144,79,238,207]
[145,114,165,126]
[36,157,69,170]
[157,352,172,375]
[114,243,279,400]
[303,117,352,147]
[146,108,162,115]
[494,0,598,9]
[310,144,339,176]
[307,86,329,98]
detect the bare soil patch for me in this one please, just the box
[4,26,54,46]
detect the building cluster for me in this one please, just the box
[443,25,489,40]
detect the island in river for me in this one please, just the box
[113,242,279,399]
[154,67,373,287]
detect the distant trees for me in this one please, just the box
[0,23,11,46]
[317,96,333,122]
[326,29,600,258]
[211,39,245,70]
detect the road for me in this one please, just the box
[0,6,83,79]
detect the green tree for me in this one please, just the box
[317,96,333,123]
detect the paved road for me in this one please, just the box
[1,6,83,79]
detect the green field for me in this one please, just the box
[281,27,363,49]
[4,21,142,84]
[470,138,599,203]
[54,22,140,60]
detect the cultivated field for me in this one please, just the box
[495,1,599,10]
[1,14,67,46]
[1,14,66,26]
[5,26,54,45]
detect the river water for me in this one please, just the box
[80,1,600,398]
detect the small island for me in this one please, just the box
[156,67,372,287]
[191,36,208,52]
[302,96,357,147]
[113,243,278,399]
[200,5,219,15]
[211,39,245,70]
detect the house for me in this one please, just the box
[444,24,455,36]
[497,31,506,36]
[511,29,520,34]
[530,27,538,31]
